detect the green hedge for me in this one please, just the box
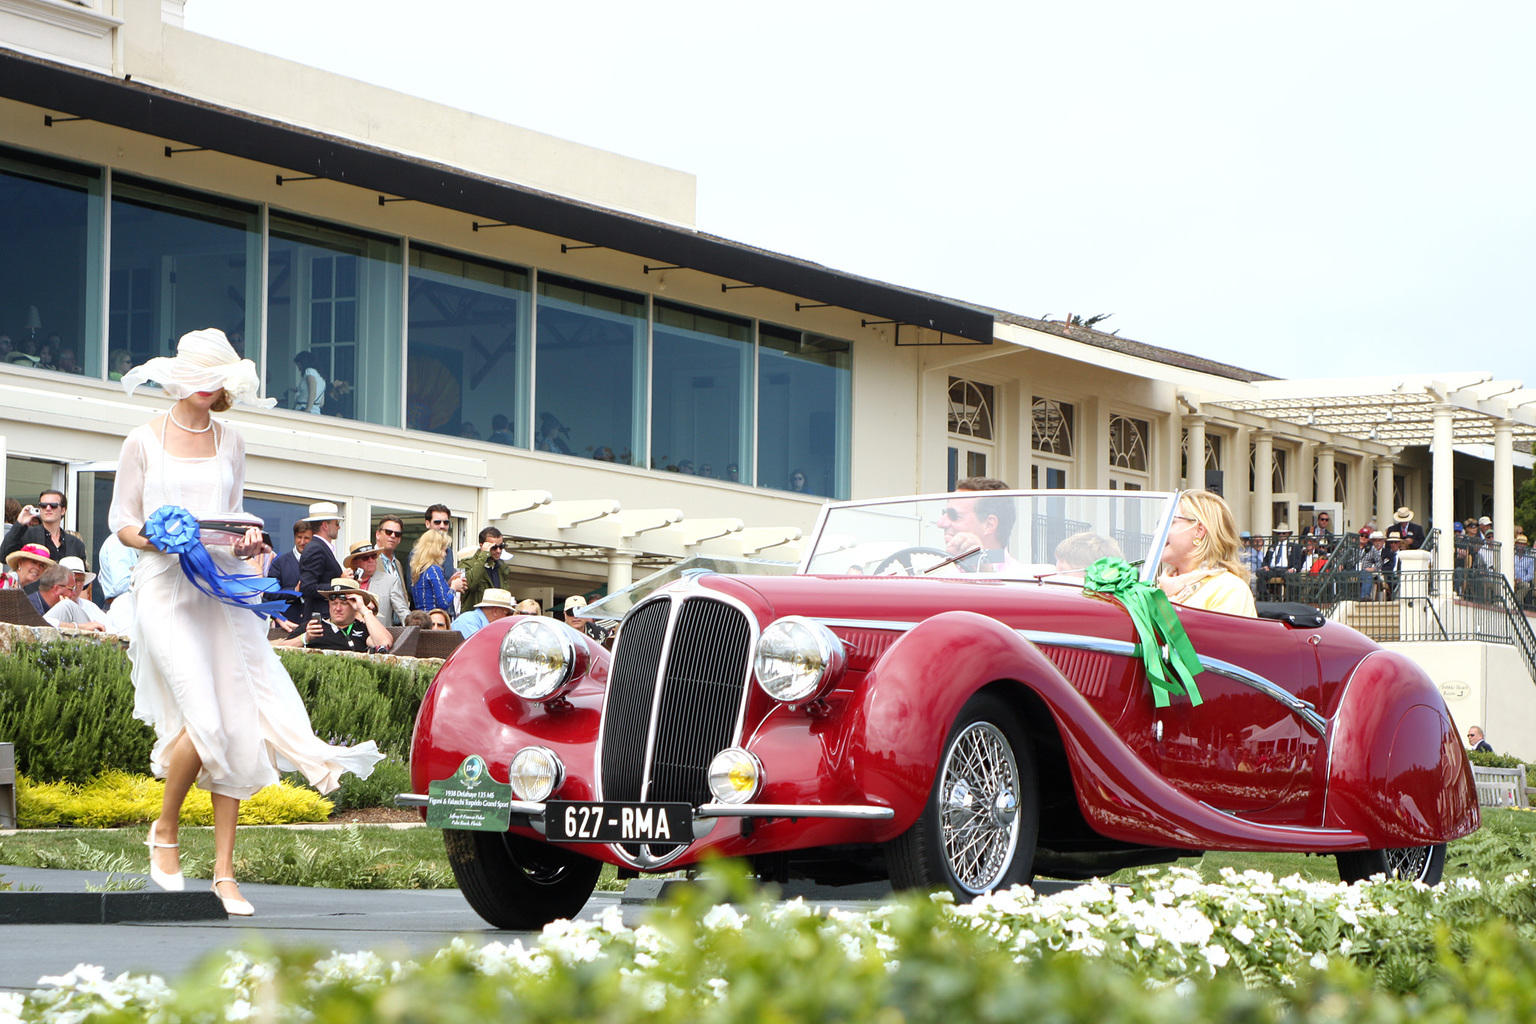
[0,639,435,786]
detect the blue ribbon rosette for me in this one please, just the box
[143,505,294,617]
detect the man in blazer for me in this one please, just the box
[1258,523,1302,598]
[1392,507,1426,550]
[296,501,345,621]
[266,519,313,627]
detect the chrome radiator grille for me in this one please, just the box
[600,595,754,807]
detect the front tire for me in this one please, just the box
[1336,843,1446,885]
[888,693,1039,898]
[444,829,602,929]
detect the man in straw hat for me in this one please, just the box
[1392,507,1425,550]
[450,586,516,638]
[277,577,392,653]
[296,501,345,620]
[346,541,407,627]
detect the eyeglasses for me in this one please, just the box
[940,508,963,521]
[38,502,62,509]
[489,544,504,552]
[378,528,402,538]
[430,519,450,527]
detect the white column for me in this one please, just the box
[607,551,636,594]
[1431,404,1455,573]
[1315,445,1336,505]
[1253,430,1274,537]
[1185,414,1207,489]
[1376,456,1395,528]
[1495,420,1515,583]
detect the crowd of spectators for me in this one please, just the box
[3,490,614,656]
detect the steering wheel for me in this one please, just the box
[874,546,954,576]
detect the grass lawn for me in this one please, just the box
[3,811,1530,892]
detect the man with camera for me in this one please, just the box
[276,577,393,653]
[0,490,88,567]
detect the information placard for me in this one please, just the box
[426,755,513,832]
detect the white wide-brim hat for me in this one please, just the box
[302,501,343,523]
[56,555,97,588]
[120,328,276,408]
[476,588,516,612]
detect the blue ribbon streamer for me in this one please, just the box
[143,505,295,618]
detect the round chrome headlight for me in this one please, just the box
[707,747,763,805]
[508,746,564,802]
[499,617,577,701]
[754,616,845,703]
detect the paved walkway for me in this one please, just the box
[0,866,910,994]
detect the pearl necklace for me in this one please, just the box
[167,407,214,433]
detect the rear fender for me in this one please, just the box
[1323,650,1480,844]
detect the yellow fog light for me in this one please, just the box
[707,748,763,805]
[508,746,564,802]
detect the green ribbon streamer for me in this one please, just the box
[1080,557,1204,709]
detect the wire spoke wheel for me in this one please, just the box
[938,720,1021,893]
[1336,843,1446,885]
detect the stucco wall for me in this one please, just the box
[1389,640,1536,762]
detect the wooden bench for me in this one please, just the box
[1472,764,1530,809]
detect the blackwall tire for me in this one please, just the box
[1336,843,1446,885]
[888,692,1039,898]
[443,829,602,929]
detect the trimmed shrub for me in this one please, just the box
[276,651,434,758]
[0,641,151,784]
[16,771,332,828]
[320,754,413,811]
[0,637,434,785]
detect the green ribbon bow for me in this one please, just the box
[1081,556,1204,709]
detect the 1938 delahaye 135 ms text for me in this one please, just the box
[403,490,1479,929]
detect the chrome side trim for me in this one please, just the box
[395,793,428,807]
[1199,801,1354,833]
[1019,629,1137,658]
[695,803,895,821]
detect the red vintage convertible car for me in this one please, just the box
[404,490,1479,930]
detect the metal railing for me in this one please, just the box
[1279,567,1536,681]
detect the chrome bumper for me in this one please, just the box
[395,793,893,823]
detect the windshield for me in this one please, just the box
[579,555,798,621]
[801,490,1178,582]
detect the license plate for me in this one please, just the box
[545,801,693,844]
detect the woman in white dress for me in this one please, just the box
[111,329,381,916]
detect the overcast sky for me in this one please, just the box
[184,1,1534,384]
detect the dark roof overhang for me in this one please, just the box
[0,48,994,343]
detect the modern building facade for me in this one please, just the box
[3,0,1532,616]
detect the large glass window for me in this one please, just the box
[758,325,850,498]
[651,301,752,479]
[0,147,103,377]
[407,247,530,444]
[535,273,646,464]
[267,213,402,426]
[109,176,259,377]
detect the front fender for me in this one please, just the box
[1323,649,1481,844]
[844,610,1075,834]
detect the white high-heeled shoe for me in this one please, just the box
[144,821,184,892]
[213,877,254,917]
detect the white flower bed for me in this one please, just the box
[8,866,1527,1023]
